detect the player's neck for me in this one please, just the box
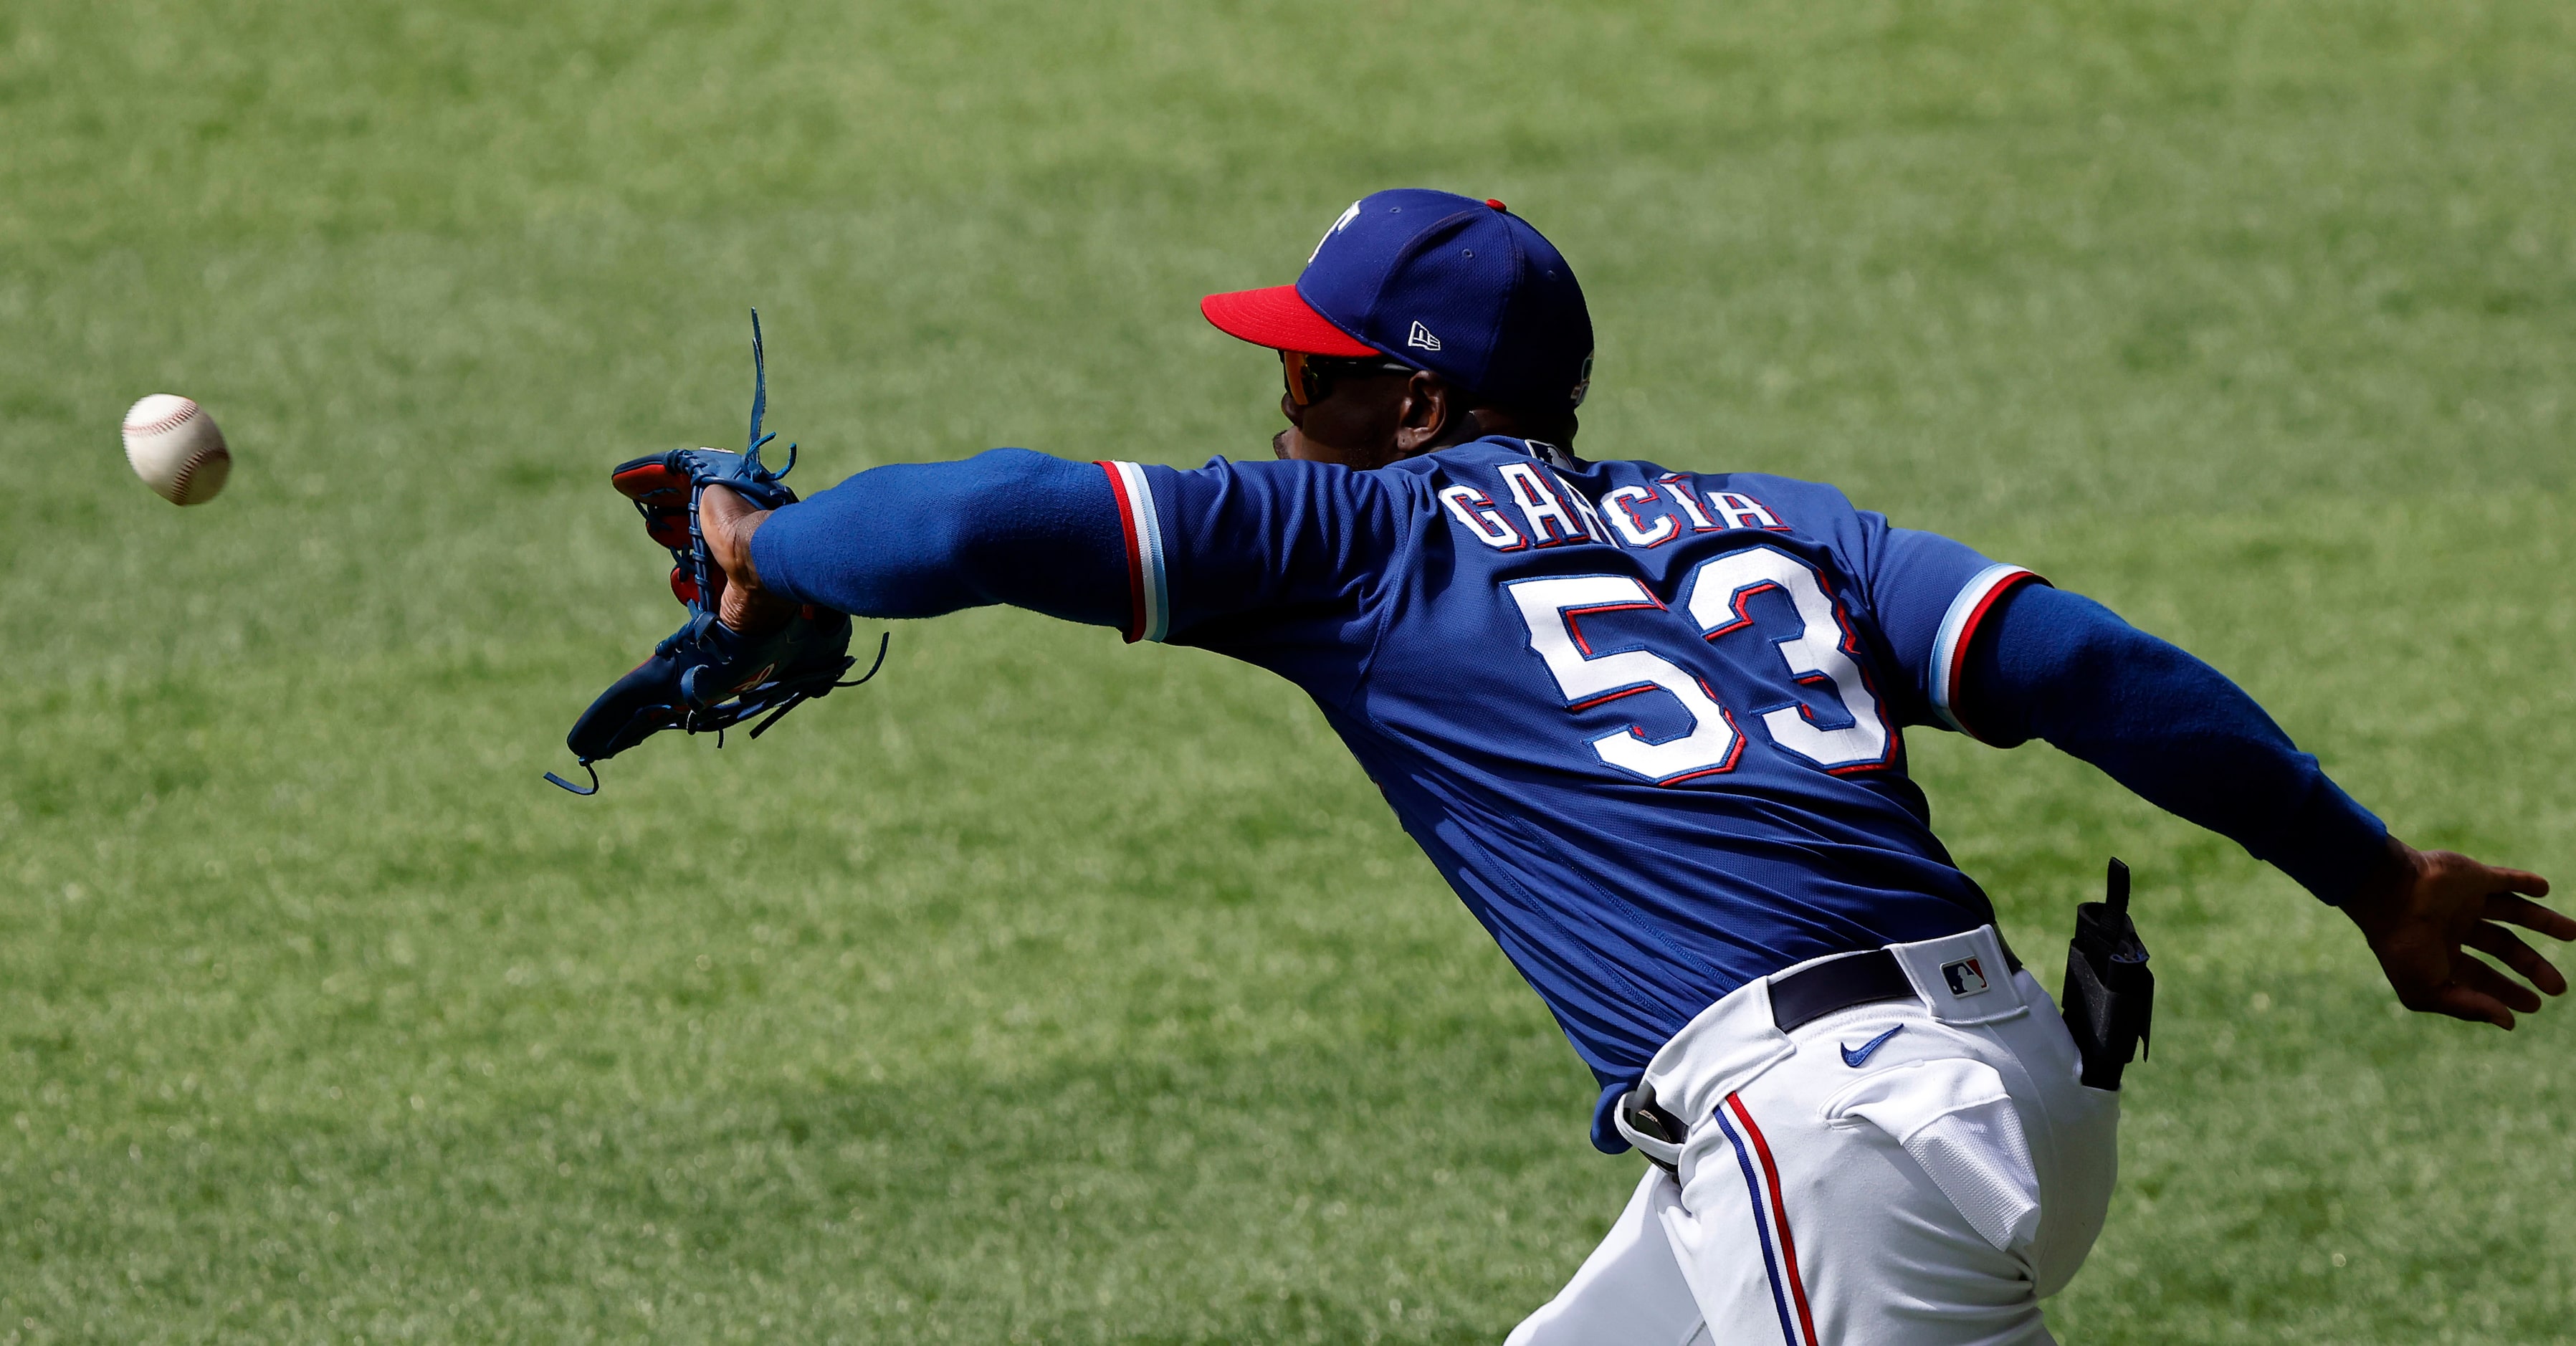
[1382,407,1577,465]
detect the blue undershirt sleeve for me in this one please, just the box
[746,447,1132,629]
[1957,583,2389,906]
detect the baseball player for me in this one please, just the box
[676,190,2567,1342]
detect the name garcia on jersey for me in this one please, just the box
[1438,457,1790,553]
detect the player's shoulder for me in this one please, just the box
[1175,451,1408,487]
[1142,452,1431,539]
[1150,451,1423,502]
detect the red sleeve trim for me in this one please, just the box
[1095,461,1149,643]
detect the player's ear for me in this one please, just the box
[1390,371,1463,457]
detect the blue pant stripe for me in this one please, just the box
[1715,1103,1800,1346]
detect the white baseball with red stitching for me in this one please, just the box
[121,394,233,506]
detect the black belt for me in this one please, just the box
[1768,948,1915,1031]
[1769,937,2021,1031]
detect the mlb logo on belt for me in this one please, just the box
[1942,957,1990,997]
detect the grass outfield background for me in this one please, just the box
[4,0,2572,1340]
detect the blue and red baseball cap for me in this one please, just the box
[1201,189,1596,415]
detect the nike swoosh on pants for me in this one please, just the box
[1839,1024,1904,1068]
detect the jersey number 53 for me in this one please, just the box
[1505,545,1890,784]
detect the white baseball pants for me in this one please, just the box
[1508,927,2119,1346]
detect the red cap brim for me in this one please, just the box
[1200,285,1380,357]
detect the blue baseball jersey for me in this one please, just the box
[1089,438,2038,1092]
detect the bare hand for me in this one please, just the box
[696,485,795,635]
[2344,837,2569,1028]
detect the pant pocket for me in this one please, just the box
[1827,1058,2041,1254]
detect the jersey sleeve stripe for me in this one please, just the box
[1094,460,1169,644]
[1929,563,2042,738]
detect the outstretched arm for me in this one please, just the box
[1958,582,2572,1029]
[696,448,1132,636]
[705,446,1405,687]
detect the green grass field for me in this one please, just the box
[5,1,2573,1340]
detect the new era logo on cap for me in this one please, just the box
[1407,321,1442,351]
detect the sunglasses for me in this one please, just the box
[1281,350,1416,407]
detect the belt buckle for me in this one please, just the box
[1618,1082,1689,1175]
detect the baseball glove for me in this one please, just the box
[545,311,887,796]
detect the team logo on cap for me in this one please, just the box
[1310,201,1363,263]
[1407,321,1443,351]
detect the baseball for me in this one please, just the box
[121,393,232,506]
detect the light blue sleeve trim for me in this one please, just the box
[1929,563,2036,734]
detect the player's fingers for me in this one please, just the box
[2415,978,2517,1031]
[2485,892,2576,942]
[2482,866,2552,899]
[2465,924,2568,997]
[2454,955,2543,1016]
